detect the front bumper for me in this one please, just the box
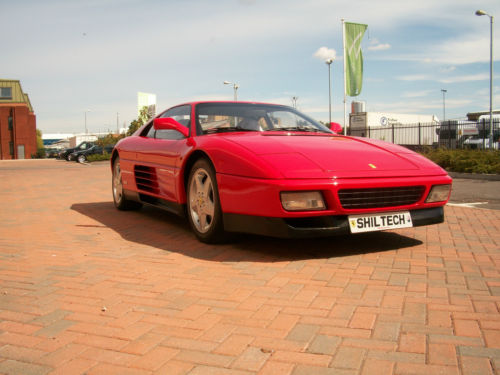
[223,206,444,239]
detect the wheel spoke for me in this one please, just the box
[203,177,212,196]
[195,173,205,192]
[204,197,215,216]
[190,196,199,215]
[199,213,208,230]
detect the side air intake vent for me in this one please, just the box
[134,165,159,195]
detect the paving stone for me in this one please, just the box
[0,160,499,374]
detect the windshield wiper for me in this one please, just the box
[205,126,260,134]
[267,126,329,133]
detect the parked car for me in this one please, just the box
[59,141,95,161]
[111,101,452,243]
[71,144,115,163]
[45,149,60,158]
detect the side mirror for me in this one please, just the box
[153,117,190,137]
[329,122,343,134]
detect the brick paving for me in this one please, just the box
[0,159,499,375]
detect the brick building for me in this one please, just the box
[0,79,37,159]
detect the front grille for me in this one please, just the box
[134,165,159,195]
[338,186,425,209]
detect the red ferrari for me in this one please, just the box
[111,101,452,243]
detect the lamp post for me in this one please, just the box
[441,89,447,122]
[84,109,90,134]
[223,81,239,101]
[292,96,298,109]
[475,9,494,149]
[326,58,334,125]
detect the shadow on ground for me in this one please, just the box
[71,202,422,262]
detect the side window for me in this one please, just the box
[142,105,191,139]
[145,124,156,138]
[155,105,191,140]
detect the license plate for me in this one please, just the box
[348,211,413,233]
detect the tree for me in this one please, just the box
[34,129,45,158]
[96,133,124,147]
[127,106,153,136]
[36,129,44,149]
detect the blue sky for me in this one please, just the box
[4,0,500,134]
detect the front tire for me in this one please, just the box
[187,159,227,243]
[112,157,142,210]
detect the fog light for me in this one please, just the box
[425,184,451,203]
[281,191,326,211]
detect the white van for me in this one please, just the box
[464,114,500,149]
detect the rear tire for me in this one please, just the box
[112,157,142,210]
[186,158,227,243]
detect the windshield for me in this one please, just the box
[196,103,331,135]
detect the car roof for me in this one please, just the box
[169,100,291,108]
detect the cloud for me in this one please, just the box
[370,98,475,114]
[313,47,337,62]
[438,73,489,84]
[367,39,391,51]
[397,73,489,84]
[389,35,492,66]
[397,75,432,81]
[367,43,391,51]
[401,90,433,98]
[440,66,456,73]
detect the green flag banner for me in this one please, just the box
[345,22,368,97]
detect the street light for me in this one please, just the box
[475,9,494,149]
[326,58,334,125]
[441,89,447,121]
[84,109,90,134]
[223,81,239,101]
[292,96,298,109]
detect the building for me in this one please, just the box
[0,79,37,159]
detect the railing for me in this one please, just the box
[348,119,500,150]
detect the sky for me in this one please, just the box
[3,0,500,135]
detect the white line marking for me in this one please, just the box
[447,202,489,208]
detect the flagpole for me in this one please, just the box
[342,18,347,135]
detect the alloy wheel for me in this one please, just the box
[189,168,215,233]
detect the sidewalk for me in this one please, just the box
[0,159,499,375]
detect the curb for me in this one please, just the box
[449,172,500,181]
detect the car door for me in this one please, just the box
[135,105,191,202]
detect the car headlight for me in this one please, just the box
[281,191,326,211]
[425,184,451,203]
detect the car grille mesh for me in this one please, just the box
[338,186,425,209]
[134,165,159,195]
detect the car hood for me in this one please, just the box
[222,133,446,179]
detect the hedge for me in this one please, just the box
[419,148,500,174]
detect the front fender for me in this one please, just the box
[191,137,283,179]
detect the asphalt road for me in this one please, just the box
[449,177,500,210]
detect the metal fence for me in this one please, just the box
[348,119,500,150]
